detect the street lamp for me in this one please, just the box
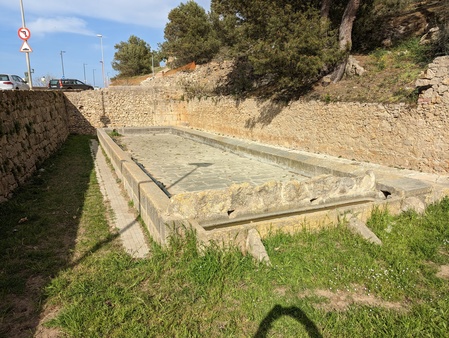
[60,51,66,78]
[92,69,96,87]
[96,34,106,88]
[83,63,87,83]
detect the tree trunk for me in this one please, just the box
[331,0,360,82]
[321,0,331,19]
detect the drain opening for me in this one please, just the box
[381,190,392,199]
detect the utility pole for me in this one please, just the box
[60,51,66,78]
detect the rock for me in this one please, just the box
[419,27,440,45]
[382,38,393,47]
[345,56,366,77]
[348,217,382,245]
[321,76,332,87]
[246,229,271,265]
[168,173,378,223]
[401,196,426,214]
[416,56,449,104]
[415,78,431,87]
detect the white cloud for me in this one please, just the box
[28,17,94,37]
[7,0,211,28]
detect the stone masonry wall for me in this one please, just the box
[64,86,183,134]
[416,56,449,104]
[0,91,69,202]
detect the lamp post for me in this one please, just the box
[60,51,66,78]
[92,69,96,87]
[96,34,106,88]
[83,63,87,83]
[19,0,33,89]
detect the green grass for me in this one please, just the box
[1,135,448,337]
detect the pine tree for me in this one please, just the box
[211,0,343,98]
[162,1,220,67]
[112,35,153,77]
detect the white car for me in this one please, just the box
[0,74,30,90]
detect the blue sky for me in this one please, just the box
[0,0,211,87]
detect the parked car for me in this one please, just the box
[0,74,30,90]
[48,79,94,90]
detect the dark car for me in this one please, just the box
[48,79,94,90]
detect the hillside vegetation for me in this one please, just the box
[304,39,430,103]
[112,0,448,103]
[112,37,430,104]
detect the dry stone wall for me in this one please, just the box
[0,91,69,202]
[416,56,449,104]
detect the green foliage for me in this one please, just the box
[112,35,154,77]
[108,129,122,137]
[250,7,341,92]
[161,1,220,67]
[397,38,433,65]
[210,1,342,99]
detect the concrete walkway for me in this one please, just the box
[90,140,150,259]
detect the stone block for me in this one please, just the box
[246,229,271,265]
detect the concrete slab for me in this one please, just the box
[117,133,309,196]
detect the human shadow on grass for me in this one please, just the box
[254,304,323,338]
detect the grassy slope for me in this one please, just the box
[305,38,431,104]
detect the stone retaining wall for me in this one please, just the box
[64,84,448,174]
[62,56,448,174]
[0,91,69,202]
[416,56,449,104]
[64,86,182,134]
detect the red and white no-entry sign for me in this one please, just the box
[18,27,31,40]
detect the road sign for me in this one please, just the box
[18,27,31,40]
[20,40,32,53]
